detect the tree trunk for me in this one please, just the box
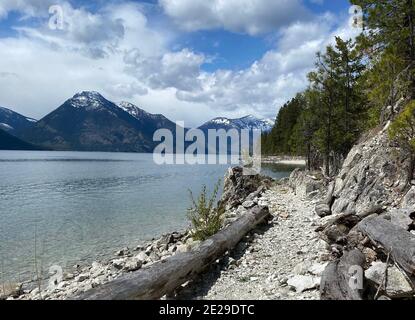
[320,249,366,300]
[73,206,270,300]
[357,215,415,275]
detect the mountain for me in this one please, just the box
[199,115,274,132]
[20,91,179,153]
[0,128,41,150]
[197,115,274,154]
[0,106,37,135]
[118,101,178,132]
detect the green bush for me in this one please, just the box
[187,180,225,241]
[389,100,415,152]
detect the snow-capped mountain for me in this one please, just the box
[0,106,37,135]
[199,115,274,132]
[20,91,180,152]
[68,91,109,111]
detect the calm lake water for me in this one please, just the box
[0,151,298,283]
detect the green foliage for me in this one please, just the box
[187,180,225,241]
[363,47,408,127]
[262,37,366,176]
[261,94,305,156]
[389,100,415,152]
[262,1,415,176]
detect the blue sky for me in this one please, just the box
[0,0,357,126]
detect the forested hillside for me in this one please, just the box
[263,0,415,177]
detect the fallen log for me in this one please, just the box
[357,215,415,275]
[73,205,270,300]
[316,212,357,232]
[320,249,366,300]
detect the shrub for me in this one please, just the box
[187,180,225,241]
[389,100,415,182]
[389,100,415,152]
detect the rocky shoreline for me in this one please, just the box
[3,165,332,301]
[0,167,275,300]
[3,123,414,301]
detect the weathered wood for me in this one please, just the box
[357,215,415,275]
[73,206,270,300]
[316,212,356,232]
[320,249,366,300]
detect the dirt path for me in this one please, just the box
[176,184,329,300]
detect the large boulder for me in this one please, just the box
[365,262,414,298]
[289,168,326,198]
[331,125,412,216]
[219,167,272,210]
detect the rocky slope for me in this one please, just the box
[314,121,415,300]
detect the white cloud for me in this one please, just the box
[0,0,57,19]
[124,48,206,91]
[173,14,360,119]
[159,0,312,35]
[0,0,360,126]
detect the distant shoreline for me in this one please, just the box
[261,156,306,166]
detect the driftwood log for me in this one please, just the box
[357,215,415,275]
[74,205,270,300]
[320,249,366,300]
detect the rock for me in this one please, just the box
[124,258,143,272]
[315,203,331,218]
[293,261,312,275]
[362,248,377,265]
[305,181,322,196]
[112,258,126,270]
[382,208,414,230]
[365,262,414,298]
[289,169,324,198]
[219,167,271,210]
[63,273,75,281]
[148,251,160,262]
[242,200,255,209]
[331,129,412,217]
[308,263,329,277]
[402,187,415,208]
[324,225,347,244]
[145,245,153,255]
[323,181,336,205]
[77,274,89,282]
[168,245,177,253]
[115,247,130,257]
[287,275,320,293]
[160,233,175,246]
[90,262,104,276]
[135,251,149,263]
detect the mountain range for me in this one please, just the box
[0,106,37,134]
[0,128,42,151]
[199,115,274,133]
[0,91,274,152]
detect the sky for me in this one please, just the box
[0,0,359,127]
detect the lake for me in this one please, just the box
[0,151,298,283]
